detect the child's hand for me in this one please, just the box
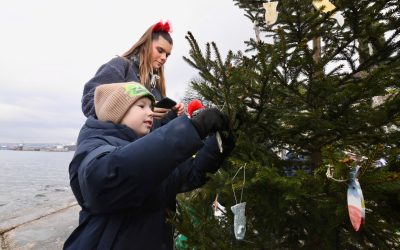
[173,103,185,116]
[191,108,229,139]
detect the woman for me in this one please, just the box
[81,20,185,129]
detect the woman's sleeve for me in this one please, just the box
[81,57,129,117]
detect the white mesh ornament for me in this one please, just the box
[231,164,247,240]
[231,202,246,240]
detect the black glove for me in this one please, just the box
[191,108,228,139]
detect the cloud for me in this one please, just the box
[0,82,85,143]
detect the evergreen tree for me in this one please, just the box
[174,0,400,249]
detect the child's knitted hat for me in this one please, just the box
[94,82,155,123]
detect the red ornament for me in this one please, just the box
[187,100,205,117]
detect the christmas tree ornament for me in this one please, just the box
[312,0,345,27]
[231,164,247,240]
[253,20,261,43]
[175,234,188,250]
[347,165,365,231]
[312,0,336,13]
[187,99,223,153]
[231,202,246,240]
[332,11,345,26]
[212,194,226,219]
[263,1,279,26]
[368,43,374,55]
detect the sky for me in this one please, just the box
[0,0,255,144]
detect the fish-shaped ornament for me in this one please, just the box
[347,166,365,231]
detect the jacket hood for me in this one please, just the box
[77,116,139,145]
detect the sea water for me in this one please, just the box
[0,150,76,230]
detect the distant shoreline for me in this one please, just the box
[0,149,75,152]
[0,143,76,152]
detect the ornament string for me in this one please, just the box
[232,163,246,204]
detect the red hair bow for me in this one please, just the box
[152,20,173,33]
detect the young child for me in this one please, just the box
[64,82,234,249]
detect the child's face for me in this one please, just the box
[121,97,154,137]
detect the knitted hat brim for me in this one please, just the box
[94,82,155,124]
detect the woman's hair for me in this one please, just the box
[122,25,173,97]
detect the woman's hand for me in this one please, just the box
[152,107,170,120]
[173,102,185,116]
[153,102,185,119]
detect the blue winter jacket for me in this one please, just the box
[64,116,224,250]
[81,56,176,129]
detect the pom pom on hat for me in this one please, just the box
[94,82,155,123]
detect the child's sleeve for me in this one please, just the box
[77,116,203,213]
[165,134,225,196]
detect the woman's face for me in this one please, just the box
[151,36,172,70]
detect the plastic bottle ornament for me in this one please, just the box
[213,194,226,220]
[347,165,365,231]
[312,0,345,27]
[312,0,336,12]
[231,164,247,240]
[332,11,345,26]
[263,1,279,26]
[253,20,261,43]
[175,234,188,250]
[231,202,246,240]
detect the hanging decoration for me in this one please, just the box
[368,43,374,55]
[231,164,247,240]
[347,165,366,231]
[312,0,335,12]
[263,1,279,26]
[253,19,261,43]
[332,11,345,26]
[212,194,227,220]
[312,0,345,26]
[326,154,366,231]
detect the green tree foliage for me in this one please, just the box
[175,0,400,249]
